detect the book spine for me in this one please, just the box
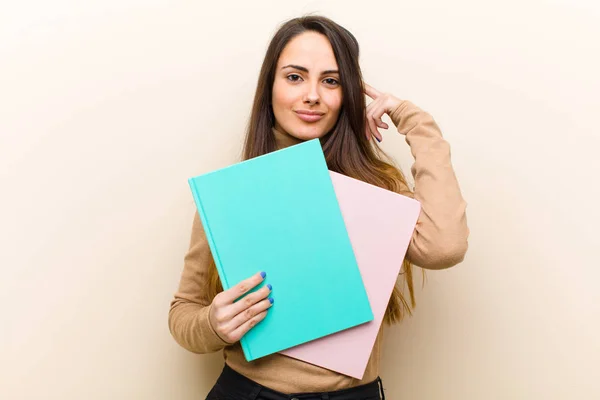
[187,178,229,290]
[188,178,253,361]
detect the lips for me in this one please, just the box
[295,110,325,123]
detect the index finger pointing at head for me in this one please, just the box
[363,83,381,99]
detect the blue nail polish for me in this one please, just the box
[267,284,272,290]
[269,297,274,304]
[376,137,381,143]
[260,271,266,278]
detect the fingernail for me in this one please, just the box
[260,271,266,278]
[269,297,274,304]
[376,137,381,143]
[267,284,272,290]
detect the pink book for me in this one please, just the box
[279,171,421,379]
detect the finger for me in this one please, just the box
[229,297,274,331]
[365,99,388,130]
[228,309,269,343]
[366,108,383,142]
[366,118,381,143]
[217,271,266,305]
[364,107,374,141]
[369,103,389,130]
[364,100,379,140]
[210,290,272,342]
[363,83,382,100]
[229,283,272,317]
[365,97,386,127]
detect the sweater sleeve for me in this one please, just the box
[168,211,230,353]
[389,100,470,269]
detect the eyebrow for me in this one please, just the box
[281,64,339,75]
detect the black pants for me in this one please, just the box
[206,363,385,400]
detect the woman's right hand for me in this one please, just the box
[208,271,273,344]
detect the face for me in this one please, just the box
[272,31,343,141]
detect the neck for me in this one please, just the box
[272,126,304,150]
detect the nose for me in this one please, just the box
[303,82,320,105]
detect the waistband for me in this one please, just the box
[215,363,385,400]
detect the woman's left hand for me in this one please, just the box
[364,83,403,142]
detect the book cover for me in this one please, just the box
[280,171,421,378]
[188,140,374,361]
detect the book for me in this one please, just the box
[280,170,421,378]
[187,139,374,362]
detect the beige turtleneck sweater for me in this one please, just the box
[168,100,469,393]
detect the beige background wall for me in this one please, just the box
[1,1,598,399]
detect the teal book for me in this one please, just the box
[187,139,373,362]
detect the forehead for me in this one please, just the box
[277,31,338,69]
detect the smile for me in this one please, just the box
[294,110,325,123]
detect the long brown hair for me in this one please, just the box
[207,15,418,324]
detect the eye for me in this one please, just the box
[323,78,340,86]
[287,74,303,82]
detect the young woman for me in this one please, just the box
[169,15,469,400]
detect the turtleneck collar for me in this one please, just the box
[272,126,304,150]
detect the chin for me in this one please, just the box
[288,123,330,141]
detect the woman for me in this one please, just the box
[169,15,469,400]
